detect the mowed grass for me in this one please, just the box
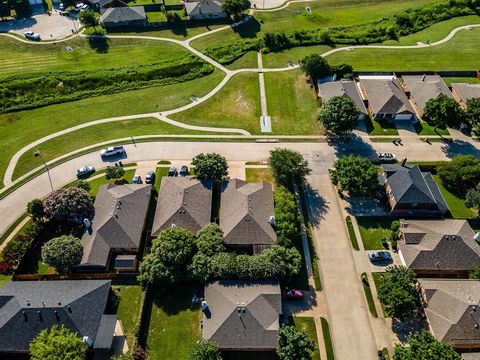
[0,275,12,288]
[433,175,477,219]
[293,317,321,360]
[0,70,225,188]
[0,37,190,76]
[246,167,275,184]
[88,169,136,196]
[113,285,144,350]
[357,217,393,250]
[443,77,480,86]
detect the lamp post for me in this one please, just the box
[34,150,54,192]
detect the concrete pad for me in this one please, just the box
[111,320,128,355]
[260,116,272,133]
[227,161,246,180]
[135,161,157,182]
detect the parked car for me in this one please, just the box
[179,165,189,177]
[80,3,89,10]
[145,170,155,184]
[285,289,304,300]
[100,146,125,158]
[168,166,178,177]
[59,2,64,9]
[132,174,142,184]
[376,152,396,162]
[368,251,392,262]
[76,165,95,178]
[24,31,40,40]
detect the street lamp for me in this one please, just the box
[34,150,54,192]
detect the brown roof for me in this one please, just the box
[452,83,480,102]
[361,78,415,116]
[220,179,276,246]
[403,75,453,112]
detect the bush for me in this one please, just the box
[0,262,13,275]
[41,235,83,274]
[274,186,300,242]
[43,187,94,224]
[30,325,87,360]
[105,166,125,180]
[437,155,480,196]
[268,148,311,188]
[1,235,31,268]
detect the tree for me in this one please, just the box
[466,98,480,137]
[11,0,30,18]
[221,0,250,21]
[423,94,464,129]
[469,264,480,279]
[261,245,302,279]
[105,166,125,181]
[318,96,360,134]
[437,155,480,196]
[300,54,331,81]
[27,198,45,223]
[41,235,83,274]
[191,153,229,184]
[189,340,222,360]
[195,223,225,256]
[330,155,378,196]
[30,325,87,360]
[274,186,300,245]
[376,265,419,320]
[465,184,480,216]
[43,187,94,224]
[78,9,100,30]
[277,325,315,360]
[268,148,311,188]
[72,180,91,193]
[393,331,461,360]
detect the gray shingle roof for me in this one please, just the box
[203,281,281,350]
[361,78,415,116]
[185,0,224,16]
[0,280,111,352]
[399,219,480,271]
[452,83,480,102]
[152,177,212,235]
[80,184,151,268]
[220,179,276,247]
[318,80,368,115]
[101,6,146,23]
[403,75,453,112]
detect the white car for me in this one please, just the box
[377,152,397,162]
[100,146,125,158]
[76,165,95,178]
[24,31,40,40]
[59,2,64,9]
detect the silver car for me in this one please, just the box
[24,31,40,40]
[100,146,125,158]
[76,165,95,178]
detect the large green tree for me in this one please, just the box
[437,155,480,196]
[318,96,360,134]
[330,155,378,196]
[465,184,480,216]
[189,340,222,360]
[300,54,331,81]
[268,148,311,188]
[41,235,83,274]
[105,166,125,181]
[274,186,300,247]
[423,94,464,129]
[277,325,315,360]
[79,9,100,30]
[466,97,480,137]
[221,0,250,20]
[30,325,87,360]
[192,153,229,184]
[393,331,461,360]
[27,198,45,223]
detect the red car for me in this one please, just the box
[285,289,305,300]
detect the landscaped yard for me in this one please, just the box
[88,169,137,196]
[364,117,398,136]
[432,175,477,219]
[371,272,388,317]
[415,120,450,136]
[113,285,144,349]
[361,273,378,317]
[357,217,393,250]
[246,167,275,184]
[320,317,335,360]
[293,317,321,360]
[442,76,480,86]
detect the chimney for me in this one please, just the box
[401,157,407,166]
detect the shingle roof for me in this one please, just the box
[399,219,480,271]
[101,6,146,23]
[185,0,224,16]
[220,179,276,246]
[203,281,281,350]
[361,78,415,116]
[419,279,480,346]
[152,177,212,235]
[80,184,151,268]
[452,83,480,102]
[0,280,111,352]
[403,75,453,112]
[318,80,368,114]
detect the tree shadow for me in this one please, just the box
[441,139,480,159]
[327,134,377,160]
[391,316,427,344]
[231,16,261,39]
[303,182,329,227]
[87,35,110,54]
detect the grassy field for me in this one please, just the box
[433,175,477,218]
[113,285,144,350]
[226,51,259,70]
[293,317,321,360]
[263,45,333,68]
[361,273,378,317]
[0,70,224,188]
[0,275,11,288]
[245,167,275,184]
[357,217,393,250]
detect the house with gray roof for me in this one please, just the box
[87,0,127,10]
[380,163,449,217]
[202,281,282,352]
[0,280,114,356]
[152,177,212,236]
[399,219,480,277]
[101,6,146,27]
[360,77,416,122]
[403,75,453,117]
[419,279,480,351]
[185,0,226,20]
[77,184,151,272]
[220,179,276,251]
[452,83,480,108]
[318,80,368,120]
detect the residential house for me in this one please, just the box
[402,75,453,117]
[220,179,276,252]
[87,0,127,10]
[77,184,151,272]
[380,163,449,217]
[185,0,227,20]
[451,83,480,108]
[317,80,368,120]
[152,177,212,236]
[0,280,115,357]
[359,76,416,122]
[419,279,480,351]
[101,6,147,28]
[202,281,282,353]
[398,219,480,277]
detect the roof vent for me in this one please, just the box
[37,310,42,322]
[22,311,27,322]
[67,305,72,313]
[26,300,31,306]
[54,310,60,321]
[474,233,480,244]
[268,216,276,226]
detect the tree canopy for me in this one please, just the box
[268,148,311,188]
[330,155,378,196]
[423,94,464,129]
[465,184,480,216]
[466,98,480,137]
[79,9,100,30]
[318,96,360,134]
[27,198,45,223]
[277,325,315,360]
[189,340,222,360]
[105,166,125,181]
[192,153,229,184]
[221,0,250,20]
[30,325,87,360]
[469,264,480,279]
[274,186,300,247]
[41,235,83,274]
[437,155,480,196]
[393,331,461,360]
[43,187,94,224]
[300,54,331,81]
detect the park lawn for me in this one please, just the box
[364,117,399,136]
[371,272,388,317]
[0,275,11,288]
[0,70,224,188]
[442,77,480,86]
[357,217,393,250]
[0,37,190,76]
[264,70,323,135]
[262,44,333,68]
[246,168,275,184]
[145,285,202,360]
[293,317,321,360]
[226,51,259,70]
[113,285,144,349]
[433,175,477,219]
[88,169,137,196]
[171,72,261,134]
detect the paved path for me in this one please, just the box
[257,51,268,117]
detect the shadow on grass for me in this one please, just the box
[442,139,480,159]
[87,35,110,53]
[232,16,261,38]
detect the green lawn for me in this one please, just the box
[357,217,393,250]
[361,273,378,317]
[263,44,333,68]
[415,121,450,136]
[88,169,136,196]
[293,317,321,360]
[320,317,335,360]
[146,11,167,22]
[226,51,259,70]
[364,117,399,136]
[433,175,477,219]
[114,285,144,350]
[442,77,480,86]
[371,272,388,317]
[0,275,11,288]
[144,285,202,360]
[345,216,359,251]
[246,168,275,184]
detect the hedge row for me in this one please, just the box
[0,57,213,113]
[204,0,480,64]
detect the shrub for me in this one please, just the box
[43,187,94,224]
[437,155,480,196]
[268,148,311,188]
[0,262,13,275]
[105,166,125,180]
[41,235,83,274]
[1,235,31,268]
[330,155,379,196]
[30,325,87,360]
